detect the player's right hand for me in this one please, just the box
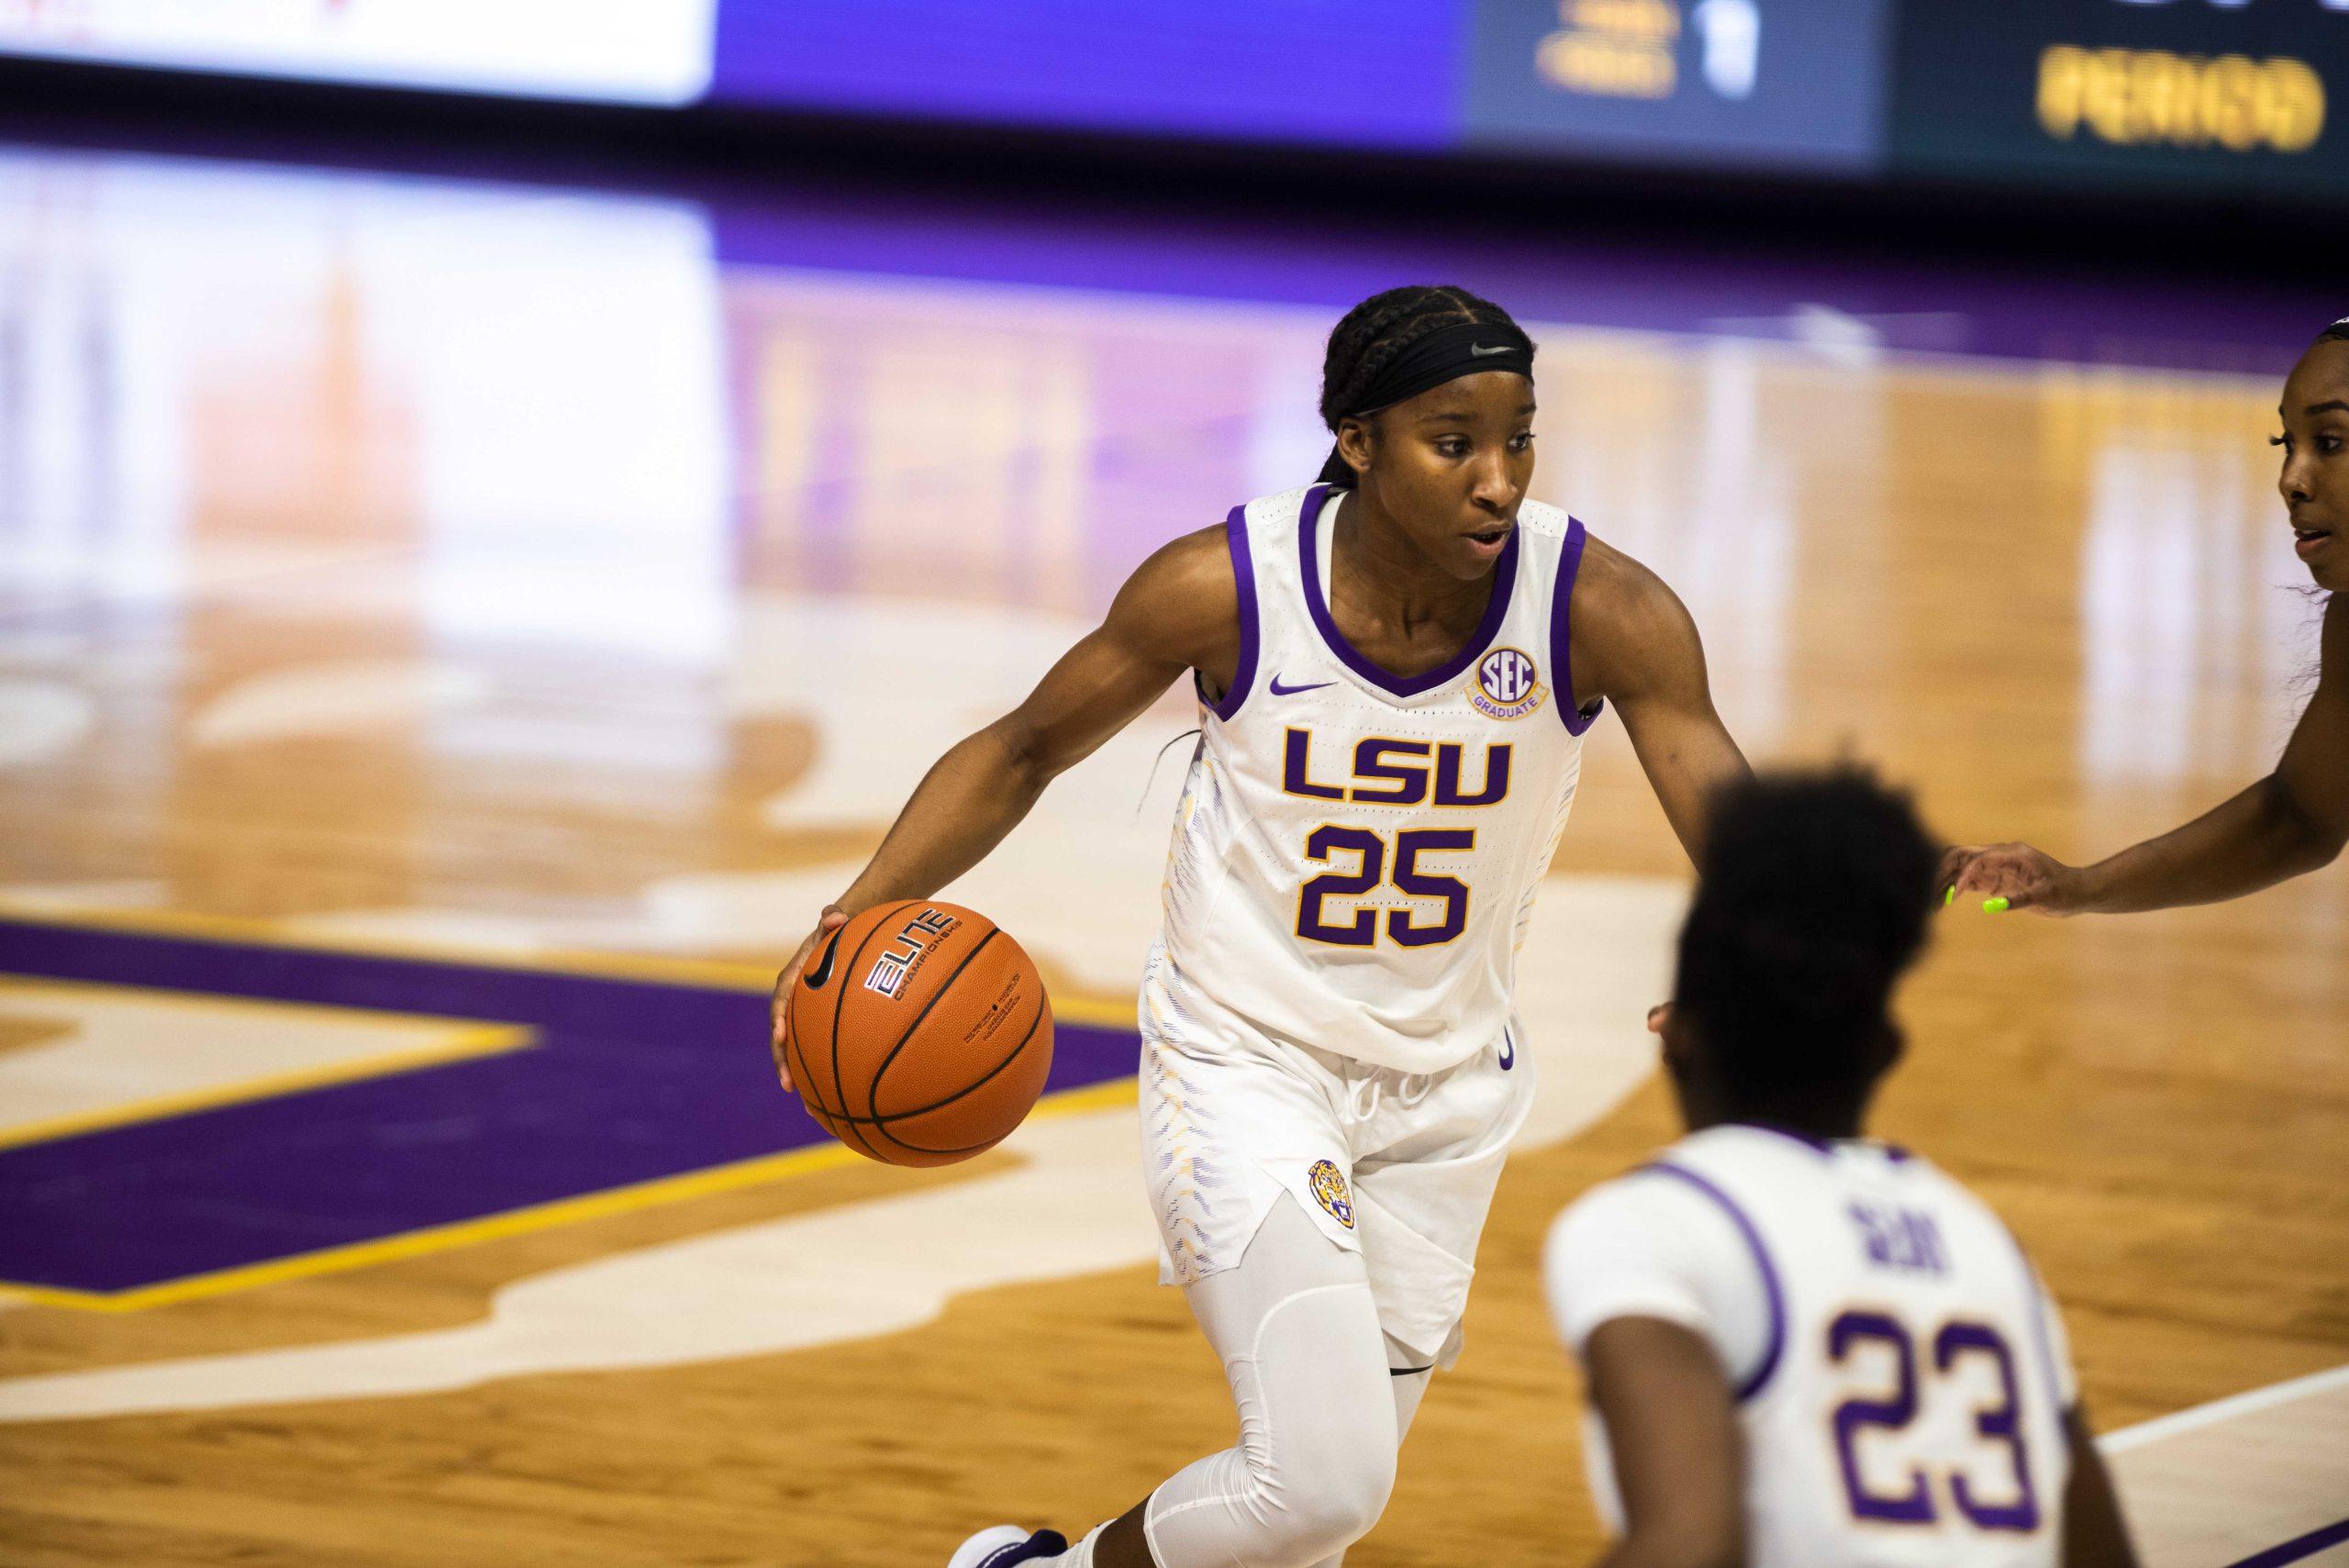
[1937,842,2082,917]
[770,905,849,1094]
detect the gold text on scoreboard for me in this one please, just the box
[1539,0,1681,100]
[2037,46,2325,153]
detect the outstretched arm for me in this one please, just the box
[1577,549,1753,864]
[767,527,1239,1086]
[1945,596,2347,914]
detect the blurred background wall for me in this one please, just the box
[0,1,2340,234]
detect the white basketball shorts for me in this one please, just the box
[1137,944,1534,1371]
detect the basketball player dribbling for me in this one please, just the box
[767,285,1753,1568]
[1943,317,2348,912]
[1546,768,2139,1567]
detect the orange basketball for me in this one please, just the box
[785,900,1053,1168]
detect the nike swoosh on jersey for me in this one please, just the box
[1268,675,1336,695]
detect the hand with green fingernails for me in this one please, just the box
[1935,841,2083,917]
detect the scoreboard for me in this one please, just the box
[1892,0,2347,201]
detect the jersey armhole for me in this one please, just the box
[1643,1161,1786,1402]
[1197,503,1259,720]
[1551,516,1605,735]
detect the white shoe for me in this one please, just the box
[948,1524,1068,1567]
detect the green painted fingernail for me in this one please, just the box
[1983,896,2009,914]
[1943,886,1955,907]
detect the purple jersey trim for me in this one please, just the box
[1733,1120,1834,1156]
[1644,1160,1787,1403]
[1198,502,1259,721]
[1298,484,1521,697]
[1551,516,1604,735]
[1731,1121,1915,1165]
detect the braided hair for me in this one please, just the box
[1673,767,1941,1118]
[1317,285,1531,487]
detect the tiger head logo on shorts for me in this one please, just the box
[1307,1159,1355,1229]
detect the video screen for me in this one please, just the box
[0,0,717,105]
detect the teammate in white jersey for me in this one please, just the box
[1546,769,2138,1567]
[767,284,1753,1568]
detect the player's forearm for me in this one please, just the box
[2077,773,2341,913]
[834,723,1050,913]
[1628,713,1752,867]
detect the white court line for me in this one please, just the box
[2100,1362,2349,1453]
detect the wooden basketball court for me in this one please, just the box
[0,143,2342,1567]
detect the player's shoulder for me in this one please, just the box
[1238,484,1317,533]
[1568,528,1679,621]
[1547,1134,1747,1259]
[1109,522,1242,664]
[1512,496,1574,543]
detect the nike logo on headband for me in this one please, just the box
[1470,342,1514,356]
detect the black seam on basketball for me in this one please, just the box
[829,899,920,1154]
[839,994,1046,1126]
[863,924,1000,1120]
[802,928,842,988]
[866,1000,1048,1155]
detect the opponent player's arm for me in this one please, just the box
[1578,551,1752,864]
[1580,1318,1743,1568]
[2060,1406,2141,1568]
[1944,596,2347,914]
[768,528,1238,1084]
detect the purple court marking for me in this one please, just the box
[0,918,1138,1296]
[2221,1518,2349,1568]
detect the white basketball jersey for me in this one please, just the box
[1560,1126,2077,1567]
[1154,484,1598,1074]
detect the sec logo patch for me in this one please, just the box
[1469,646,1547,720]
[1308,1158,1355,1229]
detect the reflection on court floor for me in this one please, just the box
[0,142,2341,1567]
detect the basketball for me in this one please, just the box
[785,900,1054,1168]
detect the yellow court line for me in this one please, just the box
[0,1075,1141,1315]
[0,900,1141,1028]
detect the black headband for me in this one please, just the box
[1331,319,1536,424]
[2326,316,2349,341]
[1317,319,1537,485]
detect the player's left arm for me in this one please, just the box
[1580,1317,1744,1568]
[1945,594,2347,914]
[1575,546,1753,864]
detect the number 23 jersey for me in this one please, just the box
[1547,1125,2079,1567]
[1156,483,1600,1075]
